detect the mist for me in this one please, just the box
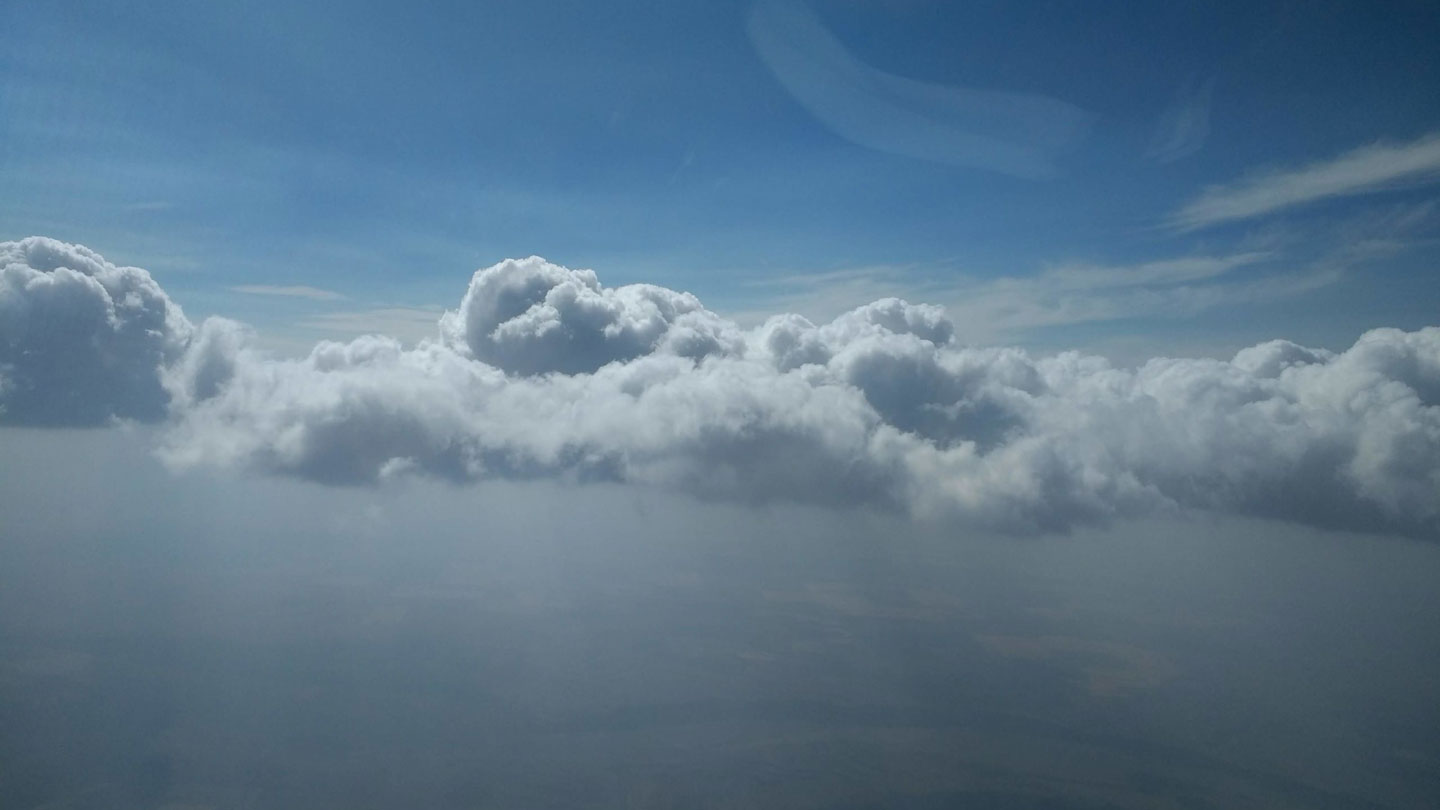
[3,428,1436,808]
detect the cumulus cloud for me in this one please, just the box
[0,237,251,427]
[437,256,743,375]
[3,238,1438,538]
[1,237,193,425]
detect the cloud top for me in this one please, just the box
[3,237,1438,538]
[0,237,193,425]
[438,256,743,376]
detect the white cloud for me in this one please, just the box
[1144,77,1214,165]
[1172,131,1440,230]
[298,306,447,346]
[0,237,193,425]
[231,284,348,301]
[4,238,1438,538]
[733,252,1338,344]
[438,256,744,376]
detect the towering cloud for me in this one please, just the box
[3,238,1438,538]
[0,237,193,425]
[438,256,743,375]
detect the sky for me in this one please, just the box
[3,2,1440,808]
[3,0,1440,358]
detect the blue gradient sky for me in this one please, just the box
[4,0,1438,359]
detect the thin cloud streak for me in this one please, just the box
[231,284,348,301]
[1145,77,1215,165]
[1171,131,1440,231]
[299,307,447,345]
[728,252,1329,343]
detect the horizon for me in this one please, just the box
[3,2,1439,808]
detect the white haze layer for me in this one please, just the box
[3,237,1438,537]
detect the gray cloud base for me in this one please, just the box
[3,238,1438,537]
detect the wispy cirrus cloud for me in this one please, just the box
[942,253,1333,339]
[731,251,1336,343]
[1144,77,1215,165]
[299,307,447,345]
[1171,131,1440,231]
[231,284,348,301]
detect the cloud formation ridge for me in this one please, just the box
[1,238,192,425]
[3,237,1438,537]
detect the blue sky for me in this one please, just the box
[3,0,1439,359]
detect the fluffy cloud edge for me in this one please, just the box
[3,236,1437,538]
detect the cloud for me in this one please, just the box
[437,256,744,376]
[735,252,1339,344]
[231,284,348,301]
[747,0,1095,178]
[0,237,193,425]
[1144,77,1214,165]
[298,306,447,346]
[5,238,1439,538]
[943,255,1339,339]
[1172,131,1440,230]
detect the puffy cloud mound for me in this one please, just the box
[5,239,1439,538]
[438,256,743,375]
[0,237,194,425]
[0,237,244,426]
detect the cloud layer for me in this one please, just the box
[3,237,1438,537]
